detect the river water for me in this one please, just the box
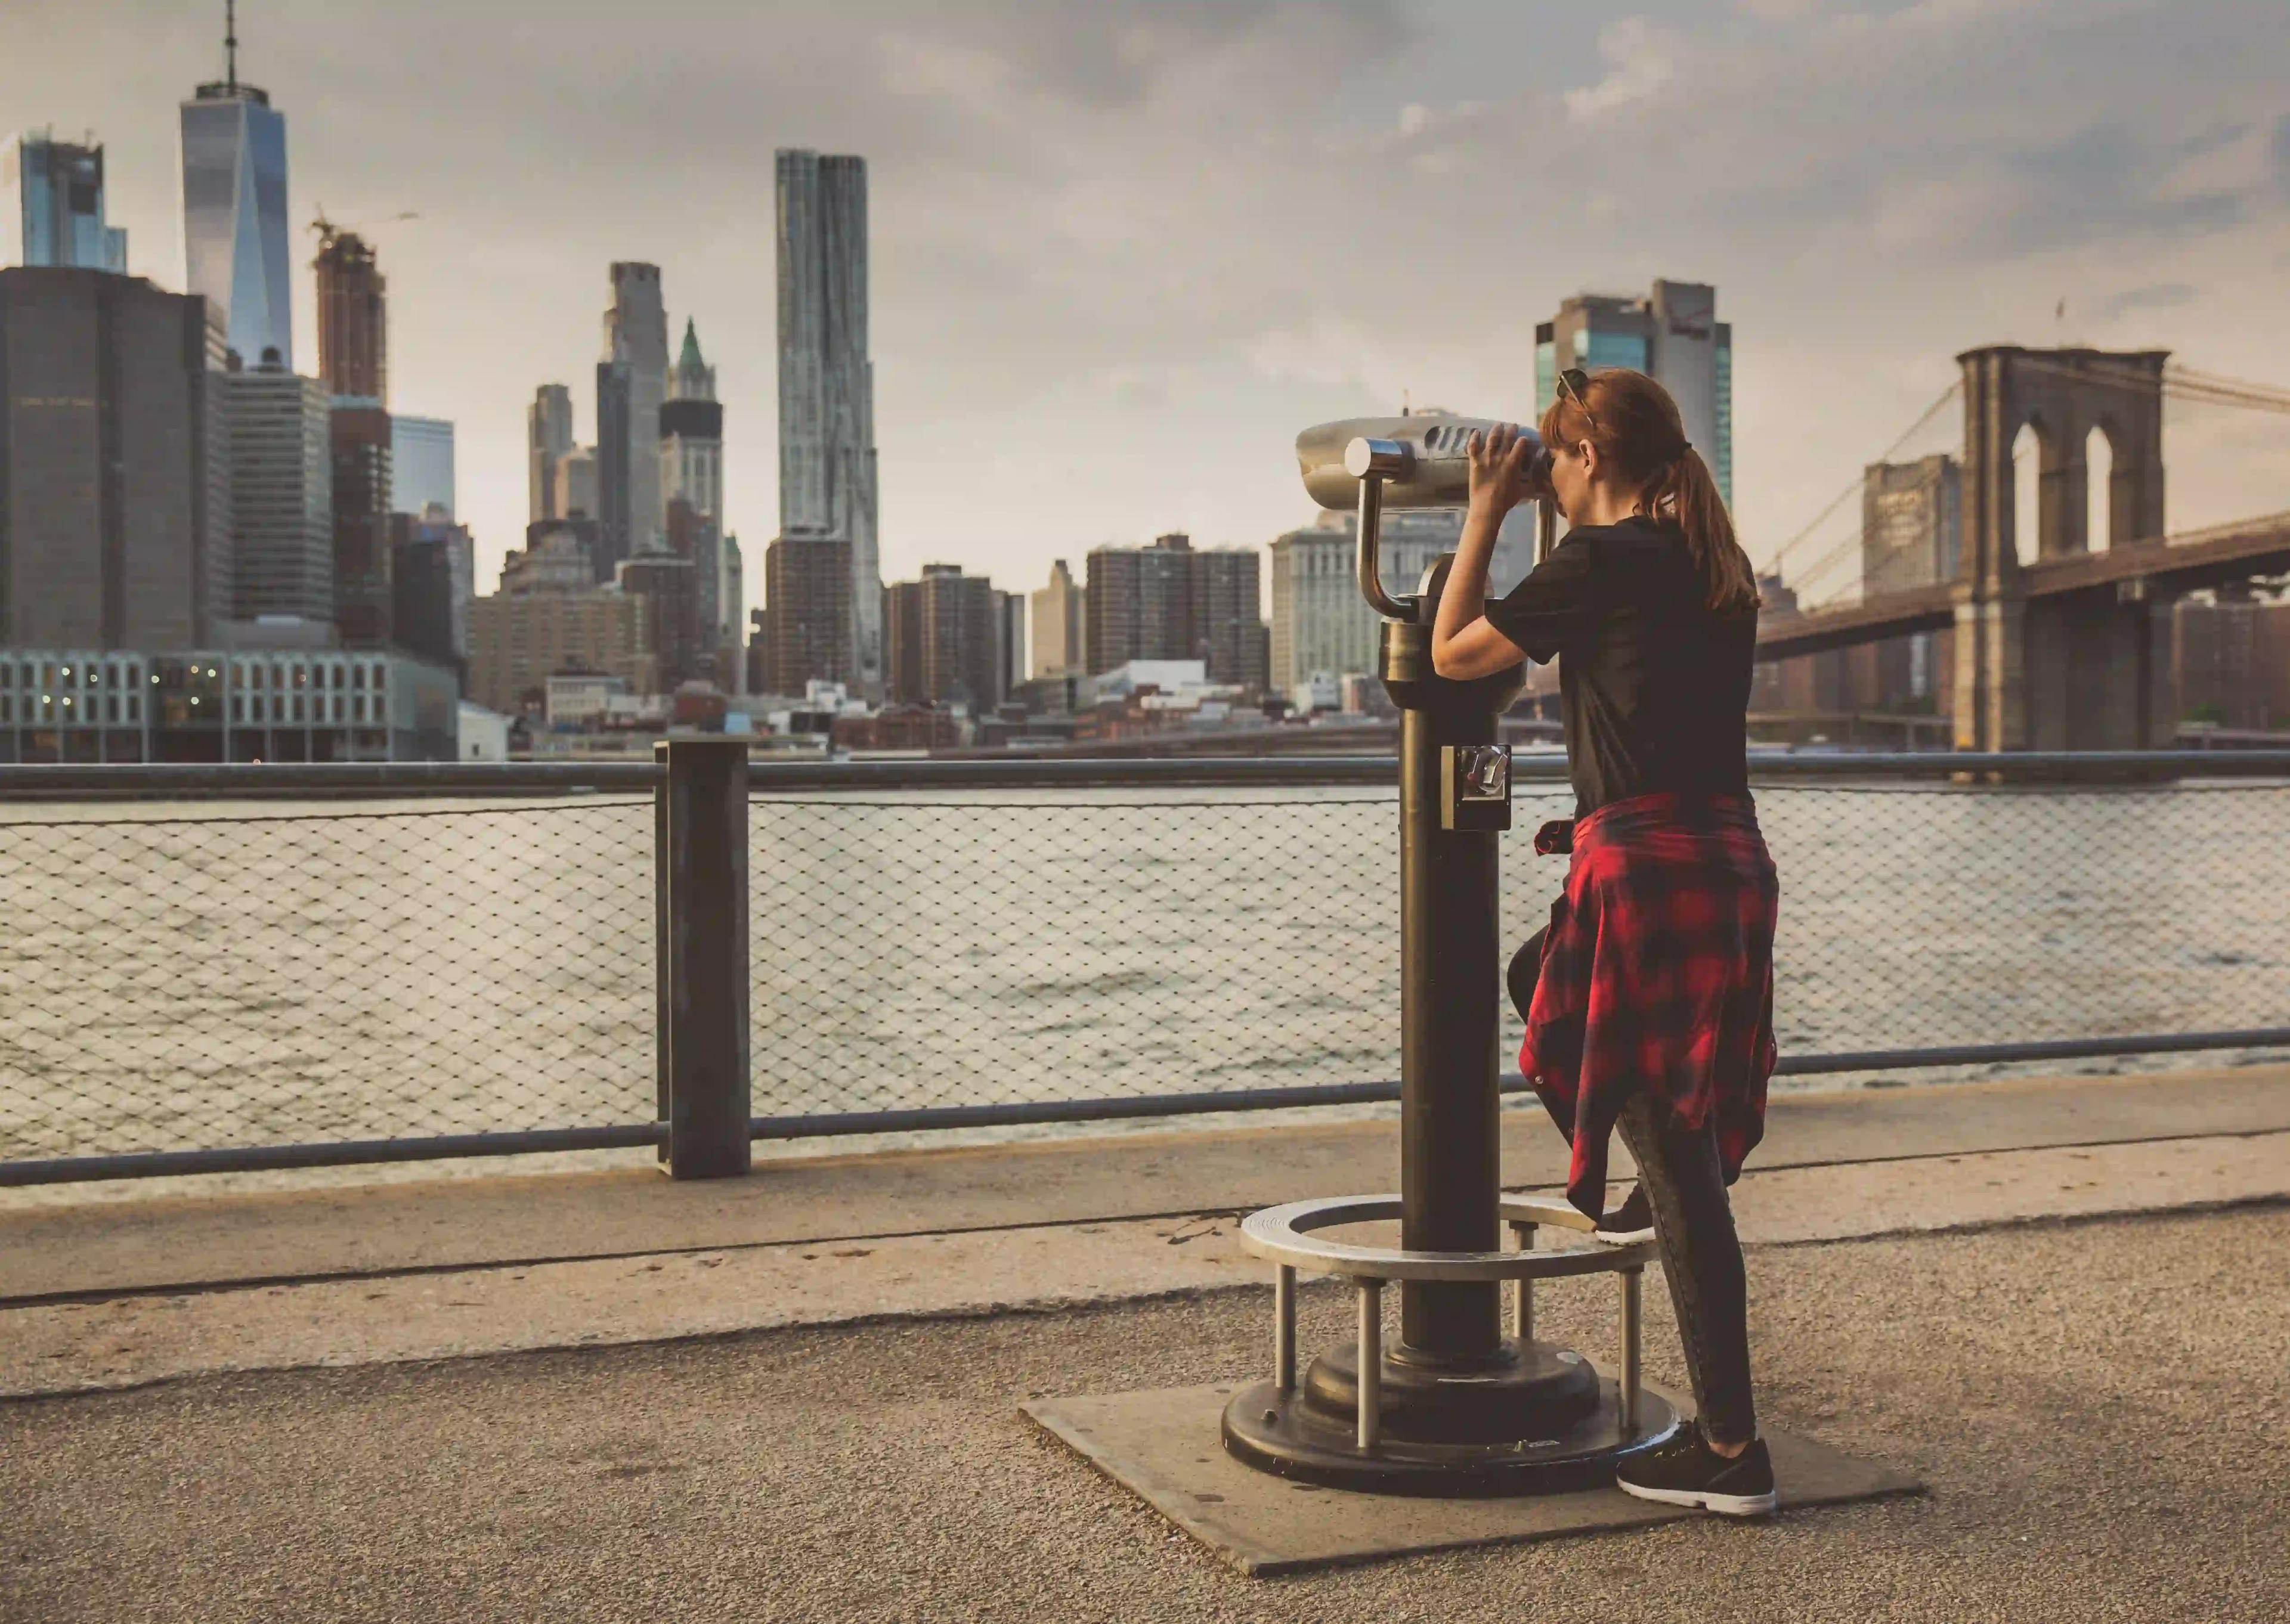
[2,779,2285,1204]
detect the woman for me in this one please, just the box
[1429,366,1781,1517]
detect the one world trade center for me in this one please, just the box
[179,6,292,368]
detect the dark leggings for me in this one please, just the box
[1509,929,1759,1446]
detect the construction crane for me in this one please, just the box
[308,207,420,257]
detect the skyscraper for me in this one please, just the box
[330,399,393,646]
[528,383,573,523]
[661,322,722,529]
[617,547,700,692]
[552,446,598,522]
[3,132,128,271]
[776,149,881,698]
[0,268,225,647]
[603,262,666,554]
[1535,279,1732,512]
[389,504,474,680]
[390,416,454,516]
[180,7,292,367]
[1030,559,1085,679]
[994,590,1025,706]
[667,497,740,692]
[222,358,332,625]
[312,224,384,401]
[594,349,633,583]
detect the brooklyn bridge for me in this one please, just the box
[1750,345,2290,751]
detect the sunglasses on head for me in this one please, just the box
[1555,366,1597,431]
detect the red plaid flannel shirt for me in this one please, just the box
[1520,791,1780,1217]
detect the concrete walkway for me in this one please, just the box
[5,1063,2286,1303]
[2,1067,2286,1620]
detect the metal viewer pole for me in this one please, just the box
[1219,416,1678,1495]
[656,737,752,1179]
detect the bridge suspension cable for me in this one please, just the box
[1758,381,1961,578]
[2006,356,2290,416]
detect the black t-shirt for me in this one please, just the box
[1484,515,1755,819]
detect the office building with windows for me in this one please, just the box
[468,527,651,714]
[617,547,700,693]
[390,414,453,517]
[3,132,128,271]
[329,399,392,647]
[390,503,474,679]
[1083,533,1267,692]
[1535,279,1732,512]
[666,498,742,693]
[0,646,456,762]
[1269,510,1491,698]
[0,268,228,649]
[762,533,851,696]
[222,359,332,625]
[552,446,598,524]
[884,563,1005,711]
[528,383,574,523]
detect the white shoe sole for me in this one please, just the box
[1594,1225,1655,1244]
[1616,1479,1779,1517]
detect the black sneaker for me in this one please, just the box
[1593,1186,1654,1244]
[1615,1428,1778,1517]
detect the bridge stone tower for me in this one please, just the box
[1953,346,2174,751]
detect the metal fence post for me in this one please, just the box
[657,736,751,1178]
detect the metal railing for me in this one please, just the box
[4,748,2287,1186]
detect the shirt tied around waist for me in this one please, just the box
[1520,791,1780,1217]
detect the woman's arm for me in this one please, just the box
[1432,424,1534,680]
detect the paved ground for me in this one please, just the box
[7,1129,2286,1395]
[10,1064,2288,1300]
[5,1205,2286,1623]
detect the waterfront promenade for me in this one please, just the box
[4,1063,2287,1620]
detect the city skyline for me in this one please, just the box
[4,1,2287,631]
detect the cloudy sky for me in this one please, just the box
[9,1,2289,619]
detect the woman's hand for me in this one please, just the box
[1467,422,1539,516]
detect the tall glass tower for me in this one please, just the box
[776,149,880,699]
[2,134,128,271]
[180,6,292,367]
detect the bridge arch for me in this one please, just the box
[2009,416,2051,569]
[2084,420,2119,553]
[1957,346,2168,586]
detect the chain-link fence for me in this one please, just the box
[0,795,654,1169]
[749,775,2290,1123]
[4,757,2288,1182]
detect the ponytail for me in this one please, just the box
[1536,367,1761,615]
[1656,446,1759,615]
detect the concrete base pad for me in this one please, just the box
[1023,1377,1921,1576]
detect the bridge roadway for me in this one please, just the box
[1756,510,2290,662]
